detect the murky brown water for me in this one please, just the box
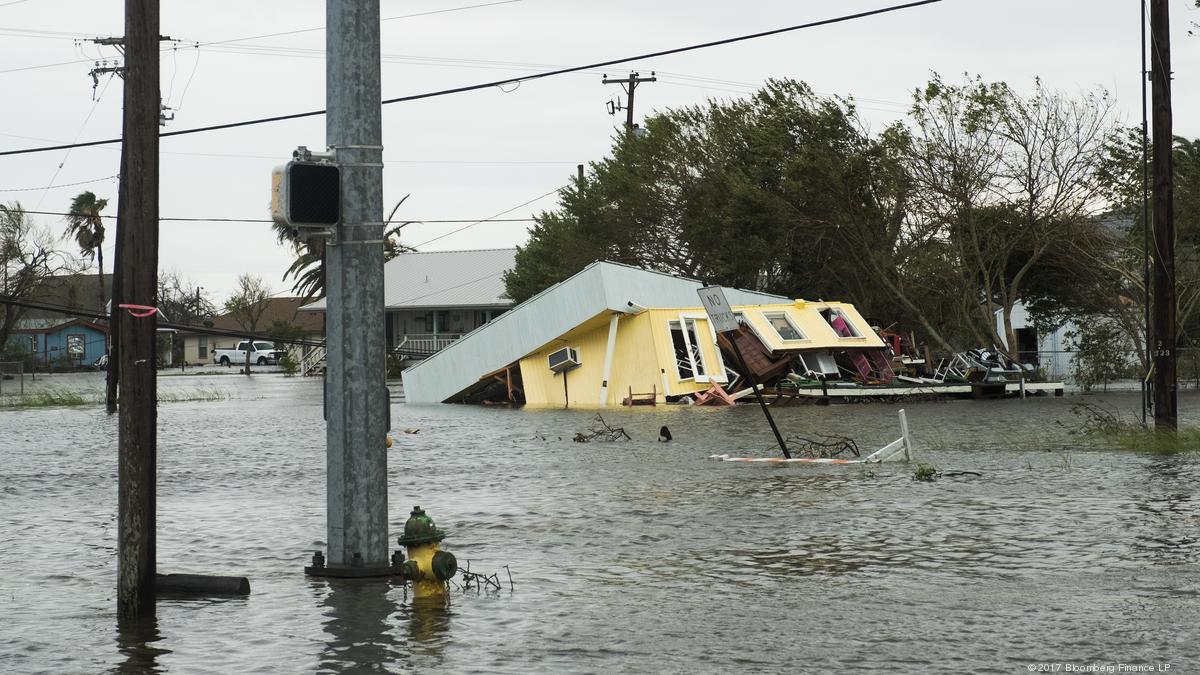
[1,372,1198,673]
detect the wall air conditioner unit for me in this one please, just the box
[548,347,581,373]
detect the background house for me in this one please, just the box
[6,317,108,368]
[997,302,1076,382]
[176,297,325,365]
[302,248,517,359]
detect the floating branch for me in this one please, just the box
[450,559,513,594]
[573,414,631,442]
[783,433,861,458]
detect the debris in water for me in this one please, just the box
[573,414,632,442]
[451,559,514,593]
[783,433,861,459]
[912,462,939,481]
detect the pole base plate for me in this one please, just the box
[305,565,404,578]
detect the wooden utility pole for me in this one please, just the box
[1150,0,1177,430]
[116,0,160,617]
[602,72,656,134]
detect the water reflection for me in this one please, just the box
[113,615,170,675]
[1130,455,1199,565]
[405,597,453,658]
[314,579,410,674]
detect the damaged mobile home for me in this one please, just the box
[402,261,1023,407]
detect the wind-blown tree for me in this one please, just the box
[224,274,271,375]
[505,79,951,348]
[506,76,1122,358]
[1,203,73,352]
[905,74,1117,358]
[1084,130,1200,370]
[274,194,413,302]
[64,191,109,311]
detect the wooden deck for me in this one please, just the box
[765,381,1064,401]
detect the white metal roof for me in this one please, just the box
[303,248,516,311]
[403,261,789,404]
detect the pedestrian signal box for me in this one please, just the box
[271,161,340,231]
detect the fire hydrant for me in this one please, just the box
[397,505,457,601]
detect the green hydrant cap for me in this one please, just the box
[397,505,446,545]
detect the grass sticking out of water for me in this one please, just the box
[156,387,230,403]
[1,386,230,409]
[1109,427,1200,453]
[0,388,87,408]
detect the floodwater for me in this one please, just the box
[1,372,1198,674]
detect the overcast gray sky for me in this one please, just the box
[2,0,1198,302]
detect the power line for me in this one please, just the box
[408,186,564,248]
[0,132,580,163]
[15,208,536,224]
[200,0,523,48]
[0,0,525,73]
[0,294,325,347]
[0,174,119,192]
[0,0,942,158]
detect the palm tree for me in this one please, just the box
[273,193,413,301]
[64,191,109,311]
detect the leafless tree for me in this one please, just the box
[907,75,1117,359]
[223,274,271,375]
[1,203,75,351]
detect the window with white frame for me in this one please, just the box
[668,319,708,381]
[763,312,805,341]
[821,307,863,338]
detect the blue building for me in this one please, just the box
[6,318,109,368]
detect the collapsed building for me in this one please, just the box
[402,261,902,407]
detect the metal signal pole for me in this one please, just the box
[1150,0,1177,430]
[318,0,391,573]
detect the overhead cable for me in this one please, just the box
[15,208,537,224]
[0,0,942,158]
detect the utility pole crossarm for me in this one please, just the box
[602,71,656,132]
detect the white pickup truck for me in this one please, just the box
[212,340,287,366]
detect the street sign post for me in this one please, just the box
[697,287,791,459]
[696,286,740,334]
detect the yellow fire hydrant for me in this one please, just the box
[397,505,457,601]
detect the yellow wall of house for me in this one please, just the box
[518,314,618,407]
[514,299,880,408]
[518,311,720,407]
[644,309,728,395]
[734,300,885,353]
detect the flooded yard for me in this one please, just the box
[1,372,1198,673]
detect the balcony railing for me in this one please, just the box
[394,333,462,357]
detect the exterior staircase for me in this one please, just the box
[300,342,327,377]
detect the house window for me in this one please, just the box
[198,335,208,358]
[669,319,707,381]
[66,334,85,358]
[821,308,863,338]
[763,312,804,341]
